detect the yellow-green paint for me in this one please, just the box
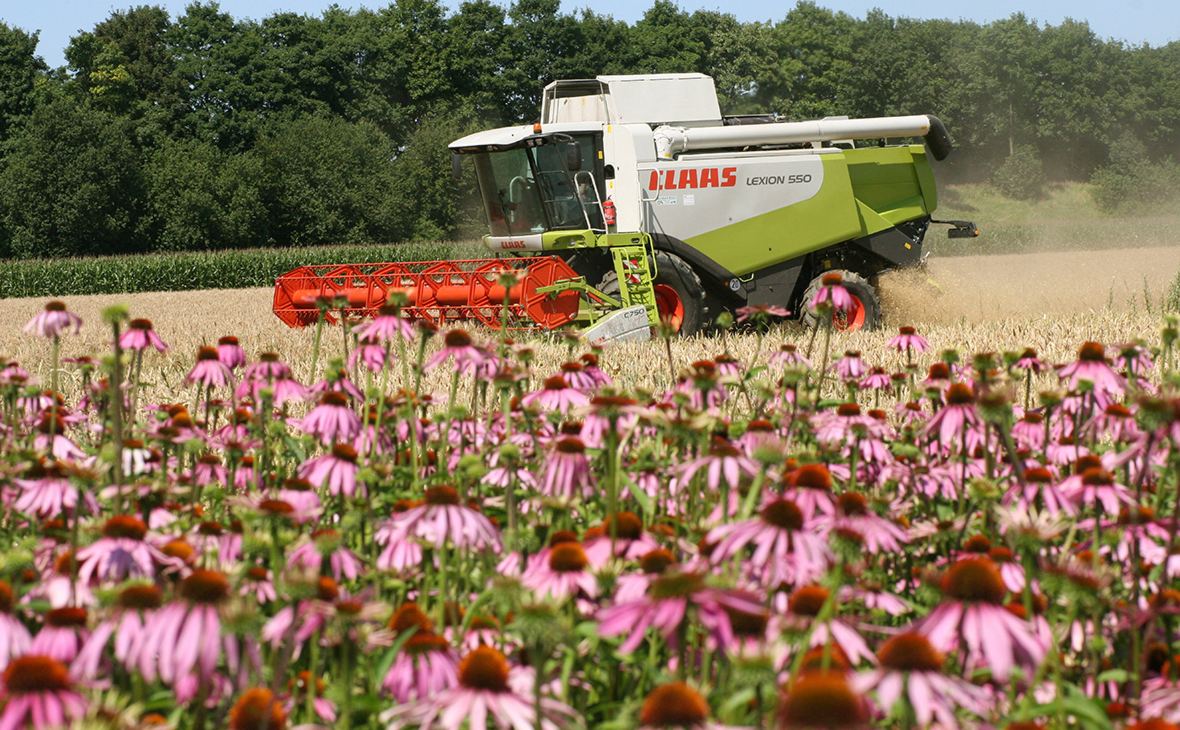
[685,145,938,276]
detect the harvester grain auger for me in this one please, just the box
[273,73,977,341]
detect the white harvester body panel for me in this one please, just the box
[638,151,828,244]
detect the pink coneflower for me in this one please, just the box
[228,687,286,730]
[381,645,576,730]
[387,485,501,552]
[1010,412,1046,451]
[349,342,388,373]
[522,541,599,601]
[287,529,365,582]
[298,392,361,446]
[381,603,459,702]
[915,557,1046,681]
[638,681,739,729]
[24,301,81,338]
[539,437,595,501]
[1015,348,1046,374]
[678,437,760,495]
[1057,342,1125,398]
[809,273,855,314]
[1061,464,1133,515]
[812,403,890,451]
[192,453,229,487]
[30,606,90,662]
[0,655,87,729]
[73,583,163,680]
[75,515,171,583]
[770,343,812,369]
[281,670,337,724]
[120,318,169,352]
[582,511,661,565]
[0,581,32,670]
[242,352,293,381]
[32,410,84,461]
[1004,466,1075,517]
[713,353,744,378]
[556,361,598,390]
[785,463,837,518]
[851,632,990,729]
[888,326,930,355]
[707,497,830,587]
[778,670,870,729]
[782,585,875,666]
[185,346,234,390]
[579,353,612,386]
[426,329,488,375]
[1086,403,1141,443]
[923,383,979,448]
[831,350,865,381]
[354,304,416,343]
[597,569,765,654]
[241,566,278,604]
[217,336,246,369]
[522,375,590,413]
[130,569,234,685]
[859,367,893,391]
[12,459,97,519]
[375,503,425,574]
[190,520,244,566]
[826,492,910,554]
[297,444,363,498]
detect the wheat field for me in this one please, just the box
[0,245,1175,407]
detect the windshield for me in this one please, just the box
[472,143,597,237]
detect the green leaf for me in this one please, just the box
[623,472,653,517]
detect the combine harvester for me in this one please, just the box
[274,73,976,341]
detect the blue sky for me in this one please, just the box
[3,0,1174,70]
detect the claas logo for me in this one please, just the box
[648,168,737,191]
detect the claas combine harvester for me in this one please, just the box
[273,73,977,342]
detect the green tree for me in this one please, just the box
[1028,19,1125,177]
[0,22,47,145]
[65,6,183,122]
[0,96,149,258]
[757,2,856,119]
[246,116,400,247]
[501,0,585,122]
[389,114,486,241]
[630,1,709,75]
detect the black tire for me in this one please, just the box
[598,251,708,336]
[800,269,882,332]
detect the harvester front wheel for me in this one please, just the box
[801,270,882,332]
[599,252,706,336]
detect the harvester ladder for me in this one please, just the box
[610,243,660,326]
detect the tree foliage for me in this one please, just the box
[0,1,1177,258]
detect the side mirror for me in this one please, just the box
[566,141,583,171]
[451,152,463,181]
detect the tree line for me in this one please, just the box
[0,0,1177,259]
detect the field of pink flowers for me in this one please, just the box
[2,277,1180,730]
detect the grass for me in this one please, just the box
[0,240,488,300]
[929,182,1180,258]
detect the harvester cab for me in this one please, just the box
[273,73,977,340]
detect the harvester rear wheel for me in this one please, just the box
[598,251,706,336]
[800,270,882,332]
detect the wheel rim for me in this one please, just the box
[831,295,866,332]
[653,284,684,331]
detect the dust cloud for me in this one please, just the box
[877,245,1180,325]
